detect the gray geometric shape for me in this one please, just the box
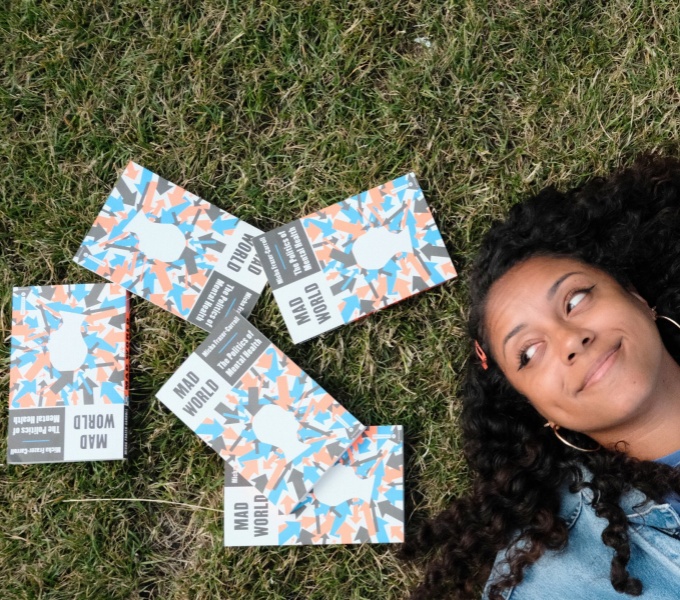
[297,529,315,545]
[180,247,198,275]
[39,286,56,300]
[115,179,138,206]
[359,299,375,315]
[50,371,74,393]
[413,195,429,214]
[420,242,450,260]
[331,248,357,267]
[287,469,307,499]
[378,499,403,521]
[205,203,224,221]
[354,526,370,543]
[107,312,127,330]
[411,276,429,293]
[155,176,174,196]
[224,462,250,488]
[386,451,403,470]
[214,401,242,425]
[390,426,403,443]
[84,284,105,308]
[209,435,226,454]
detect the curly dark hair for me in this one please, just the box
[406,154,680,599]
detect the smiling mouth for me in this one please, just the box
[580,341,622,392]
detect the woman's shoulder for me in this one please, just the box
[482,475,680,600]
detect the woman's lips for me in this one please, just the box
[580,342,622,391]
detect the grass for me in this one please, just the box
[2,0,680,598]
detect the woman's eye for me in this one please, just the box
[566,286,595,313]
[518,344,538,369]
[567,292,586,312]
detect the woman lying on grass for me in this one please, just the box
[408,154,680,599]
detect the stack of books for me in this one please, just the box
[8,161,457,547]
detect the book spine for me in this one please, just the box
[125,292,131,405]
[124,291,131,458]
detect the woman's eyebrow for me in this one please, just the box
[503,323,526,358]
[547,271,583,300]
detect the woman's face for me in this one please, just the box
[484,256,665,439]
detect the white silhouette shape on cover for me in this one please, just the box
[125,209,186,263]
[251,404,308,461]
[47,312,88,372]
[312,464,375,506]
[352,227,412,270]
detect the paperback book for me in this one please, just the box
[224,425,404,546]
[73,162,266,332]
[253,173,457,343]
[8,283,129,463]
[156,310,365,514]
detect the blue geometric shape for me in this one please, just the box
[195,420,225,440]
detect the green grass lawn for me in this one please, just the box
[2,1,680,598]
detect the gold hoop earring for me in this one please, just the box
[544,422,601,453]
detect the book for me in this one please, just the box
[73,162,266,332]
[156,310,365,514]
[223,425,404,546]
[253,173,457,343]
[8,283,129,463]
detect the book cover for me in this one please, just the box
[224,425,404,546]
[156,310,365,514]
[8,283,129,464]
[253,173,457,343]
[73,162,266,332]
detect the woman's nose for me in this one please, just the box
[560,328,593,363]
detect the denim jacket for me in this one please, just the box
[482,477,680,600]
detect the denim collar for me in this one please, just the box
[558,467,680,531]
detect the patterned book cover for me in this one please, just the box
[156,310,365,514]
[223,425,404,546]
[73,162,266,332]
[253,173,457,343]
[8,283,129,464]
